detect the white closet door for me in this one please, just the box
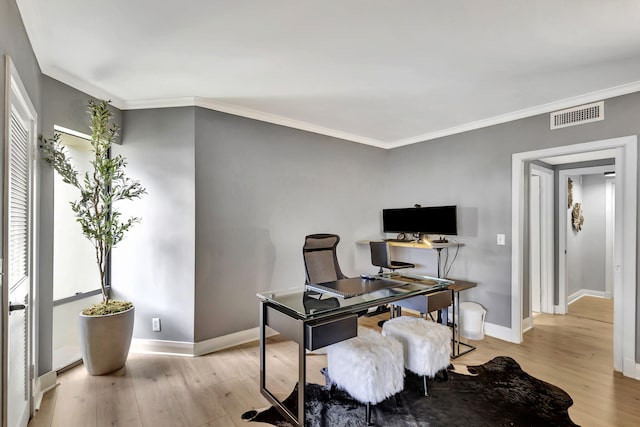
[4,57,36,427]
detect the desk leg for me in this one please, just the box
[297,320,306,426]
[450,290,477,359]
[451,289,457,357]
[260,302,305,426]
[260,302,266,391]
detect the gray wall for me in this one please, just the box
[5,0,640,369]
[566,176,585,297]
[192,108,387,341]
[112,106,387,343]
[40,76,122,142]
[0,0,41,125]
[37,88,640,364]
[112,107,197,341]
[553,159,615,305]
[385,91,640,334]
[575,174,607,294]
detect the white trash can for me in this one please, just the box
[459,302,486,340]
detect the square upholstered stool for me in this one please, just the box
[382,316,452,396]
[327,327,404,425]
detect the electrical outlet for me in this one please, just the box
[497,234,506,246]
[152,317,161,332]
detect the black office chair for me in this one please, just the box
[369,241,415,273]
[302,234,347,285]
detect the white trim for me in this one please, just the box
[512,135,637,377]
[38,62,640,149]
[4,55,39,427]
[530,164,555,315]
[484,321,518,342]
[130,339,195,357]
[130,327,278,357]
[52,125,91,141]
[522,317,533,333]
[193,326,279,356]
[617,142,637,377]
[40,68,125,110]
[567,289,612,305]
[557,170,569,315]
[120,96,195,110]
[32,371,57,411]
[123,96,388,148]
[388,81,640,148]
[131,323,519,358]
[511,151,525,343]
[529,174,541,314]
[605,179,615,298]
[625,356,638,379]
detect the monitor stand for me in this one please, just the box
[431,236,449,244]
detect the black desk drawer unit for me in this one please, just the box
[305,314,357,350]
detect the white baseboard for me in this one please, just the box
[553,304,567,315]
[624,357,640,379]
[130,338,196,357]
[522,317,533,333]
[33,371,57,410]
[130,321,534,358]
[130,327,278,357]
[194,327,277,356]
[484,321,519,343]
[568,289,612,305]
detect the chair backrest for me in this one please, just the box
[369,241,391,269]
[303,234,346,284]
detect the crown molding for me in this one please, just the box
[122,96,388,148]
[388,80,640,149]
[37,68,640,150]
[41,67,125,109]
[122,97,197,110]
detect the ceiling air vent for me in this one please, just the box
[550,101,604,130]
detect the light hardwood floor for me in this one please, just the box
[29,297,640,427]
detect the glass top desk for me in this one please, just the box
[257,273,452,427]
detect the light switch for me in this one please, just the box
[497,234,506,245]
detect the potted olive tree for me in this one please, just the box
[40,99,146,375]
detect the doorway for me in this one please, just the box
[559,166,614,312]
[3,56,39,427]
[528,163,554,329]
[512,135,637,377]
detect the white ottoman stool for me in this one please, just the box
[327,327,404,425]
[382,316,452,396]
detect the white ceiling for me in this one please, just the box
[17,0,640,149]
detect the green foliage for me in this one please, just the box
[40,100,146,312]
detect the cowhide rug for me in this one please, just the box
[242,356,578,426]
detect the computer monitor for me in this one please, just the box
[382,205,457,236]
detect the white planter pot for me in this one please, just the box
[78,306,135,375]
